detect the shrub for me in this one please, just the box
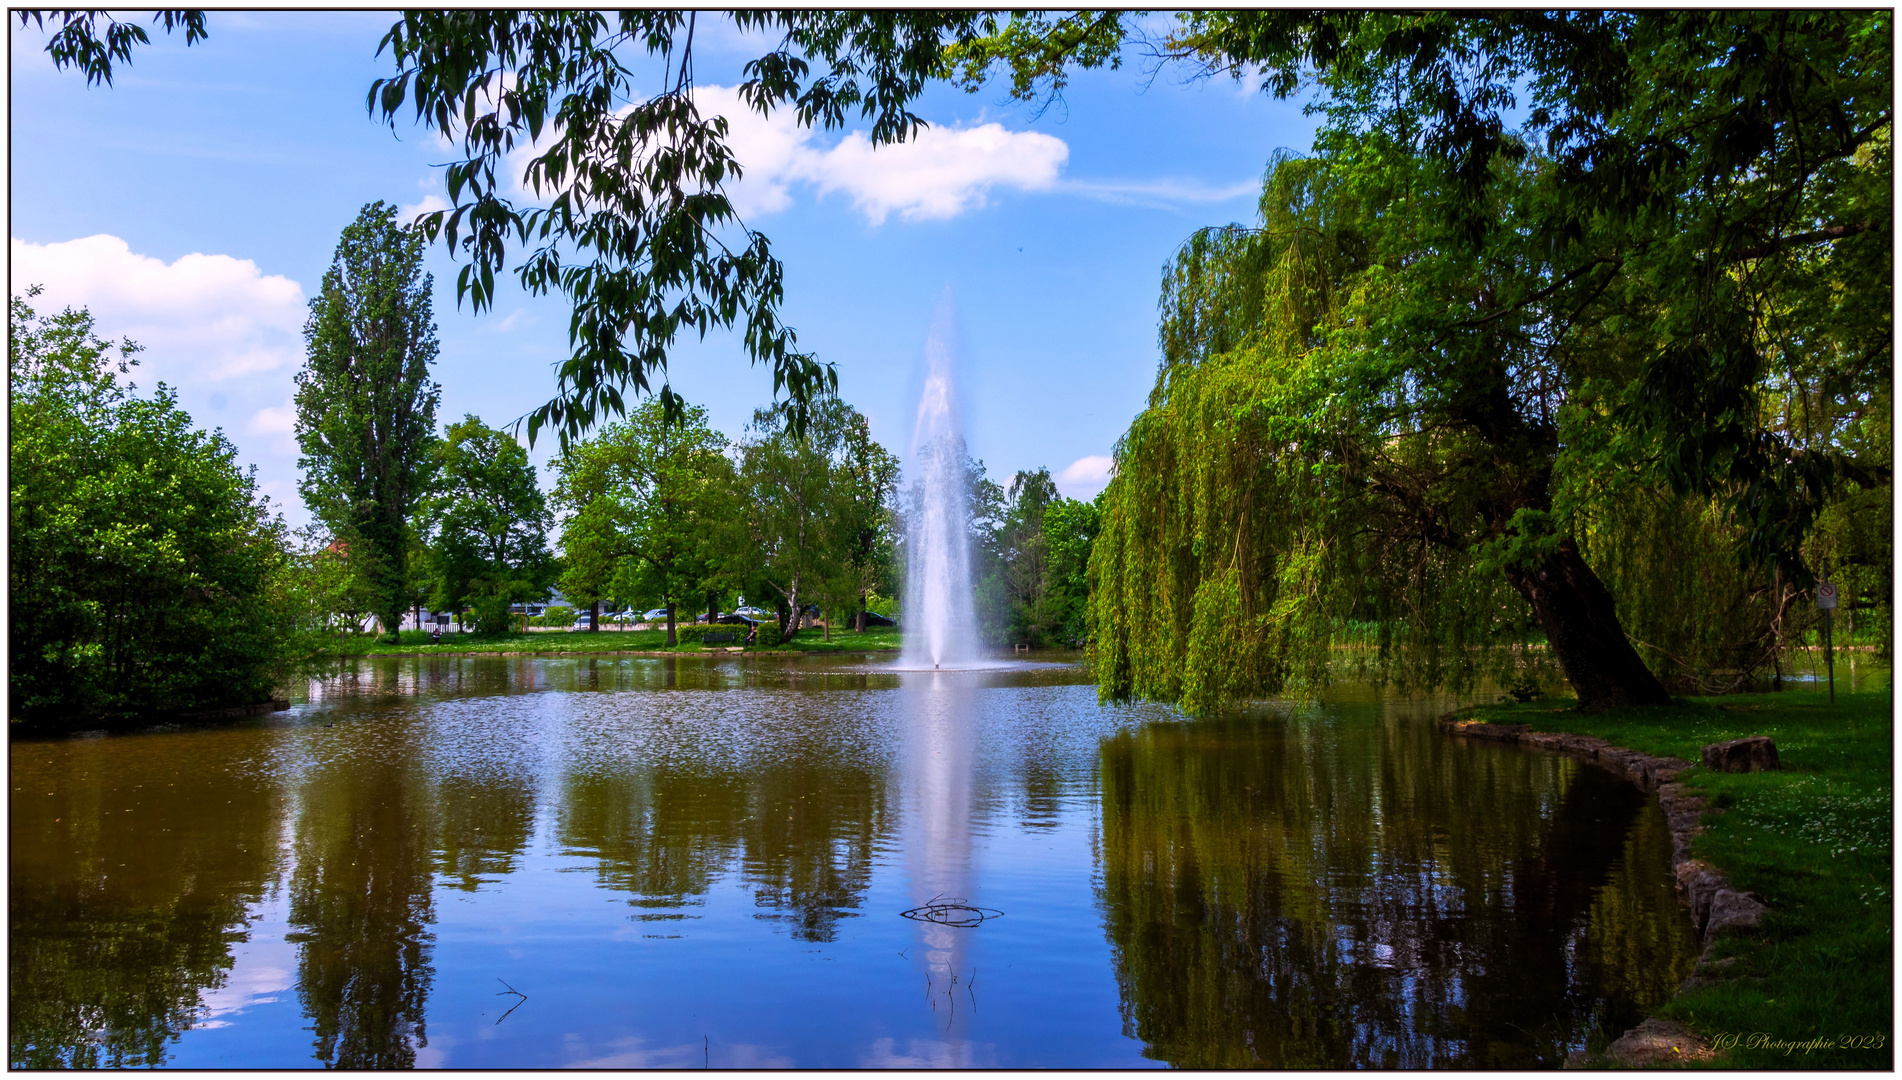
[539,604,574,627]
[754,621,781,649]
[11,294,305,722]
[469,593,514,635]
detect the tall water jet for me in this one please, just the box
[902,293,981,669]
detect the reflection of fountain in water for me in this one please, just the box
[902,671,980,1054]
[901,292,982,671]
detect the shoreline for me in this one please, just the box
[318,646,901,660]
[1438,709,1765,1068]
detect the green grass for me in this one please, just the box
[327,625,904,656]
[1471,688,1892,1068]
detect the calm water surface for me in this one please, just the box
[12,655,1699,1068]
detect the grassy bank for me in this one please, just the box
[326,625,904,657]
[1470,687,1891,1068]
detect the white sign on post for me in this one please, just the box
[1816,582,1839,610]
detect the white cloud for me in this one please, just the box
[491,85,1068,226]
[803,122,1068,224]
[400,191,450,223]
[10,234,306,382]
[1060,177,1259,208]
[1057,454,1115,499]
[248,399,299,455]
[694,85,812,218]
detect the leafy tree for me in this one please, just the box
[967,467,1100,648]
[835,410,902,633]
[551,399,730,644]
[944,11,1893,708]
[737,397,893,641]
[1041,492,1102,647]
[420,415,554,634]
[290,525,380,646]
[295,201,443,643]
[10,291,303,722]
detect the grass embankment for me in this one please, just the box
[327,625,904,657]
[1471,687,1892,1069]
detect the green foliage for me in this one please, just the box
[537,604,575,628]
[1041,493,1101,645]
[736,396,896,641]
[419,414,553,622]
[365,12,1014,444]
[10,292,307,722]
[467,592,514,636]
[940,12,1125,107]
[969,468,1101,647]
[1086,12,1891,712]
[12,10,207,87]
[295,202,442,639]
[1087,183,1547,712]
[672,623,727,646]
[552,398,731,642]
[753,620,782,649]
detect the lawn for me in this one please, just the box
[1470,685,1892,1069]
[331,625,904,656]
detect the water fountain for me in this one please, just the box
[900,292,984,671]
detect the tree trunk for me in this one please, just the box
[707,592,717,626]
[780,577,801,641]
[589,599,600,633]
[665,602,676,647]
[1502,537,1672,710]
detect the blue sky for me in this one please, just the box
[10,12,1320,529]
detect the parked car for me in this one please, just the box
[642,608,669,621]
[711,612,757,627]
[570,614,593,632]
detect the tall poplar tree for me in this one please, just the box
[295,201,442,641]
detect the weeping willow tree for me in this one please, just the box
[1092,114,1889,713]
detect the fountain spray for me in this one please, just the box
[901,291,981,670]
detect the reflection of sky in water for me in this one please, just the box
[5,654,1729,1068]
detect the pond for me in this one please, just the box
[11,654,1700,1068]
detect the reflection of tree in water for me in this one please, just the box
[740,763,887,942]
[434,771,536,891]
[9,737,284,1068]
[286,743,435,1069]
[556,755,888,941]
[1097,710,1697,1068]
[1580,800,1702,1008]
[558,766,745,912]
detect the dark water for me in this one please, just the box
[10,655,1697,1068]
